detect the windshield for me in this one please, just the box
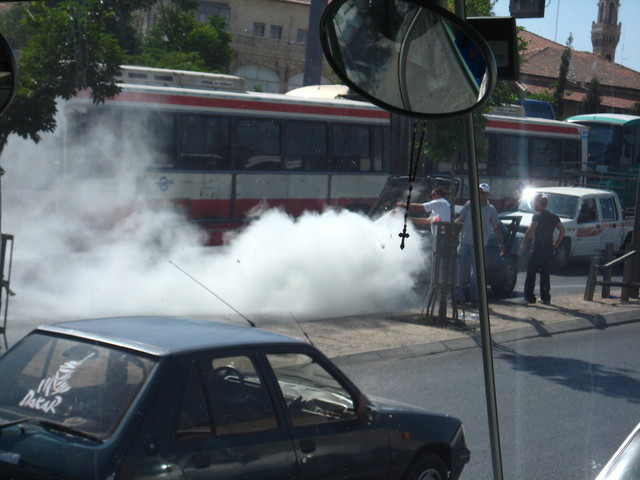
[583,123,624,169]
[517,192,579,218]
[0,333,156,439]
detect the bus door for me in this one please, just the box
[574,197,601,257]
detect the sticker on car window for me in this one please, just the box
[18,352,96,414]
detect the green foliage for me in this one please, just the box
[0,0,146,150]
[582,77,603,114]
[129,3,234,73]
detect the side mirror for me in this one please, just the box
[320,0,497,118]
[0,32,17,117]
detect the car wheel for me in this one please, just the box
[554,239,571,270]
[404,454,448,480]
[491,254,518,297]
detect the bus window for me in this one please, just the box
[124,111,176,169]
[530,138,560,177]
[178,115,230,170]
[496,135,528,177]
[235,118,281,170]
[284,121,327,171]
[560,139,581,168]
[66,109,123,177]
[622,124,640,168]
[372,126,389,172]
[332,124,370,172]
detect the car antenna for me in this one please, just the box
[289,312,315,347]
[169,261,256,327]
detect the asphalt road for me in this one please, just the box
[341,321,640,480]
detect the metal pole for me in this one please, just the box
[453,1,504,479]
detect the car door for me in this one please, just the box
[264,350,390,480]
[171,353,297,480]
[574,197,601,256]
[597,196,622,252]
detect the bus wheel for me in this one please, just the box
[554,239,571,270]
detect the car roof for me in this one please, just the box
[526,186,613,197]
[37,316,304,356]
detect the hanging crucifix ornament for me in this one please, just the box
[399,119,427,249]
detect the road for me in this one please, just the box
[342,321,640,480]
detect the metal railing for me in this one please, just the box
[584,242,640,301]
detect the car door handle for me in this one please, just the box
[300,439,316,454]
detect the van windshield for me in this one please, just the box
[517,193,578,218]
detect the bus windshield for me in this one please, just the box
[583,123,624,171]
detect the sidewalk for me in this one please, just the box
[259,293,640,366]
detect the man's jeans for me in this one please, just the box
[458,242,477,303]
[523,246,554,302]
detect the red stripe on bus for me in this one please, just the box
[93,90,391,120]
[487,119,581,136]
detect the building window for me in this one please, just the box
[197,2,230,26]
[270,25,282,40]
[253,22,265,37]
[296,28,308,43]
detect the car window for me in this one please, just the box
[599,197,617,221]
[578,198,597,223]
[187,354,279,436]
[0,333,155,439]
[266,353,356,427]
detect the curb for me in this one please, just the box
[332,308,640,368]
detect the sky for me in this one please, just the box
[493,0,640,73]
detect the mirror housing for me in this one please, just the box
[0,32,17,117]
[320,0,497,118]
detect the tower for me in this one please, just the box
[591,0,621,62]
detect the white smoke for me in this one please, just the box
[0,123,429,327]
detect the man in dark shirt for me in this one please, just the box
[520,193,566,304]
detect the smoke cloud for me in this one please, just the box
[1,124,429,329]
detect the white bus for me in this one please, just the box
[61,66,392,244]
[436,112,589,210]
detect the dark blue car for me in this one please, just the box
[0,316,470,479]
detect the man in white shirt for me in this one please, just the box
[402,186,451,228]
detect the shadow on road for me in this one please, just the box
[495,344,640,404]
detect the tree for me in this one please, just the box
[0,0,153,153]
[553,34,573,118]
[130,2,234,73]
[582,76,603,113]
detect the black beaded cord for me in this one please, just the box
[399,119,427,249]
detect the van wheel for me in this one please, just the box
[554,239,571,270]
[404,454,448,480]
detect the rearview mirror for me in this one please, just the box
[320,0,497,118]
[0,32,17,117]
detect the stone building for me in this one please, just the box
[137,0,639,108]
[138,0,334,93]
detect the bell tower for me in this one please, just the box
[591,0,621,62]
